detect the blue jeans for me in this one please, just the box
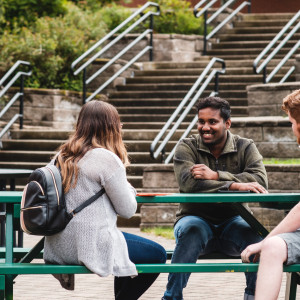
[114,231,167,300]
[163,215,262,300]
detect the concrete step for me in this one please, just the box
[232,20,295,27]
[243,13,296,21]
[212,40,299,49]
[127,175,142,188]
[207,47,299,56]
[10,130,71,140]
[0,150,166,164]
[218,33,300,42]
[2,139,65,151]
[118,110,248,122]
[228,26,293,34]
[110,90,247,99]
[141,59,294,69]
[108,98,248,106]
[0,150,56,162]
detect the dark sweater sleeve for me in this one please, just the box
[173,140,234,193]
[217,142,268,189]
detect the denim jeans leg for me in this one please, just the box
[163,216,214,300]
[114,231,167,300]
[218,216,263,296]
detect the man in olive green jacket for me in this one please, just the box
[163,96,268,300]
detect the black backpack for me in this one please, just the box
[20,164,105,236]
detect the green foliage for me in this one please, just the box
[0,0,205,90]
[263,158,300,165]
[99,3,133,31]
[0,0,68,30]
[142,227,175,240]
[0,3,107,90]
[70,0,132,11]
[153,0,204,34]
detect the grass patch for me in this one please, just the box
[263,158,300,165]
[141,226,175,240]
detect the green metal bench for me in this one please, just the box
[0,191,300,300]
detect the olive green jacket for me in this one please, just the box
[174,131,268,224]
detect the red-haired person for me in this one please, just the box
[241,89,300,300]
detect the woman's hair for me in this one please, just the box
[282,89,300,122]
[195,96,231,121]
[57,100,129,193]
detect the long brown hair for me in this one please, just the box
[57,100,129,193]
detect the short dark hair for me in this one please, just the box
[195,96,231,121]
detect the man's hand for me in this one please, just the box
[190,164,219,180]
[230,182,268,194]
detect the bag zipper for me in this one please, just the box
[45,167,60,205]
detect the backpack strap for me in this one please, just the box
[70,188,105,216]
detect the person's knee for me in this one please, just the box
[150,243,167,264]
[261,236,287,262]
[179,221,209,240]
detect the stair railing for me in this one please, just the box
[194,0,251,55]
[0,61,32,147]
[71,1,160,104]
[253,10,300,84]
[150,57,226,164]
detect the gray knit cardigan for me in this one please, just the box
[44,148,138,277]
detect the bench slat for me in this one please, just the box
[0,262,299,275]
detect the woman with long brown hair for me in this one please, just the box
[44,100,166,299]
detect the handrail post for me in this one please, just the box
[214,73,220,96]
[149,14,154,61]
[161,148,166,163]
[248,0,251,13]
[203,11,208,55]
[19,75,24,129]
[82,69,86,104]
[263,67,267,84]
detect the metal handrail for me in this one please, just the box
[0,61,32,146]
[71,1,160,103]
[194,0,251,55]
[150,57,226,164]
[253,10,300,83]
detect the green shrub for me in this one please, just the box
[99,4,133,32]
[0,3,108,90]
[0,0,206,91]
[153,0,204,35]
[0,0,68,30]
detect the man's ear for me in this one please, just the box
[225,119,231,129]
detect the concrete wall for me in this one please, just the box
[247,82,300,117]
[0,88,106,130]
[230,116,298,158]
[96,34,203,63]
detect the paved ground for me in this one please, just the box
[13,228,300,299]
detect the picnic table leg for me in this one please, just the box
[285,272,298,300]
[0,275,5,300]
[4,275,13,300]
[4,204,14,300]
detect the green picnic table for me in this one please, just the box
[0,191,300,300]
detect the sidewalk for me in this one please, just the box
[14,228,299,299]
